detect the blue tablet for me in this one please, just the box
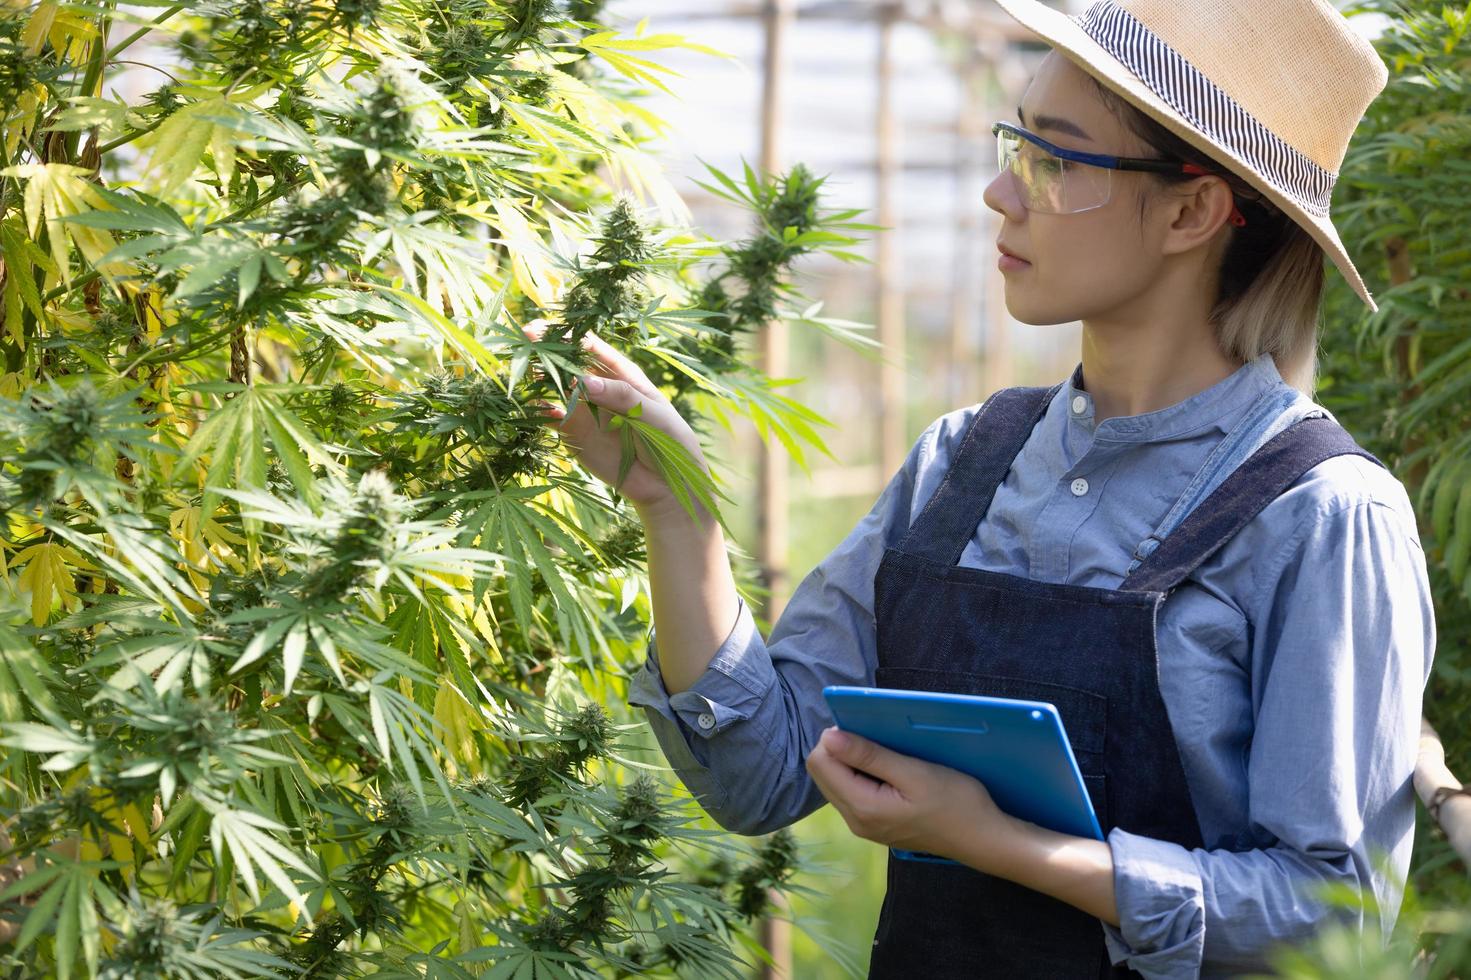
[822,686,1103,862]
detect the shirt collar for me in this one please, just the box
[1062,352,1284,443]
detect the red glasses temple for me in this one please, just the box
[1180,162,1248,228]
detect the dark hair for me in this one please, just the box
[1085,74,1327,393]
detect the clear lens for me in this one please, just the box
[997,127,1112,214]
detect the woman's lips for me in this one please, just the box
[997,242,1030,270]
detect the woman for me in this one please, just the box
[531,0,1436,976]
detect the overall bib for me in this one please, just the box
[867,382,1382,978]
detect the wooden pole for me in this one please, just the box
[947,44,985,408]
[756,1,796,976]
[877,3,906,481]
[758,887,794,979]
[756,0,795,624]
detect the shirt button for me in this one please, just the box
[1071,395,1087,415]
[1071,477,1090,496]
[696,711,716,730]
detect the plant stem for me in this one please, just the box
[65,9,113,161]
[97,119,163,155]
[42,271,100,306]
[105,4,187,62]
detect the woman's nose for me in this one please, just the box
[983,168,1024,222]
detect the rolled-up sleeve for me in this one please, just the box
[626,414,957,836]
[1103,496,1436,978]
[626,595,777,822]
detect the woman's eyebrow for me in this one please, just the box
[1017,104,1093,141]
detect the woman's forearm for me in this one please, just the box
[962,818,1120,927]
[636,497,743,695]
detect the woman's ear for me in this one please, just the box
[1160,175,1238,253]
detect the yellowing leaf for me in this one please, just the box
[20,3,59,56]
[127,282,168,342]
[0,163,125,285]
[170,505,247,592]
[4,84,47,162]
[579,25,731,96]
[433,679,482,776]
[107,831,133,869]
[22,3,94,64]
[77,835,102,863]
[13,541,97,626]
[120,801,154,855]
[491,200,563,309]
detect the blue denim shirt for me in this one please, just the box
[627,352,1436,979]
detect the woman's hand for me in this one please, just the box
[804,726,1028,874]
[523,321,709,516]
[805,726,1122,924]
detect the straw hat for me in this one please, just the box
[992,0,1389,312]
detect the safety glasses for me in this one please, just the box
[992,121,1246,226]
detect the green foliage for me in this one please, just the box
[0,0,873,974]
[1251,877,1471,979]
[1304,0,1471,973]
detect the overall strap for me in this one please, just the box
[1124,385,1302,576]
[1120,416,1384,595]
[899,382,1062,565]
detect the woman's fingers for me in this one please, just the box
[515,327,708,511]
[579,332,662,401]
[518,320,660,399]
[539,376,634,441]
[820,728,916,789]
[563,375,697,467]
[516,320,696,472]
[577,374,643,413]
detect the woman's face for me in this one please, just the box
[983,51,1216,327]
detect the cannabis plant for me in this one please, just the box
[0,1,875,975]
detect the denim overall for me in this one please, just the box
[867,381,1382,978]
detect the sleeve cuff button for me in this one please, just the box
[696,711,716,730]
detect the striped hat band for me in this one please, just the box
[1073,0,1336,218]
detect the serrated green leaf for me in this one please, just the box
[55,871,80,980]
[141,98,233,196]
[280,621,307,695]
[12,866,66,953]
